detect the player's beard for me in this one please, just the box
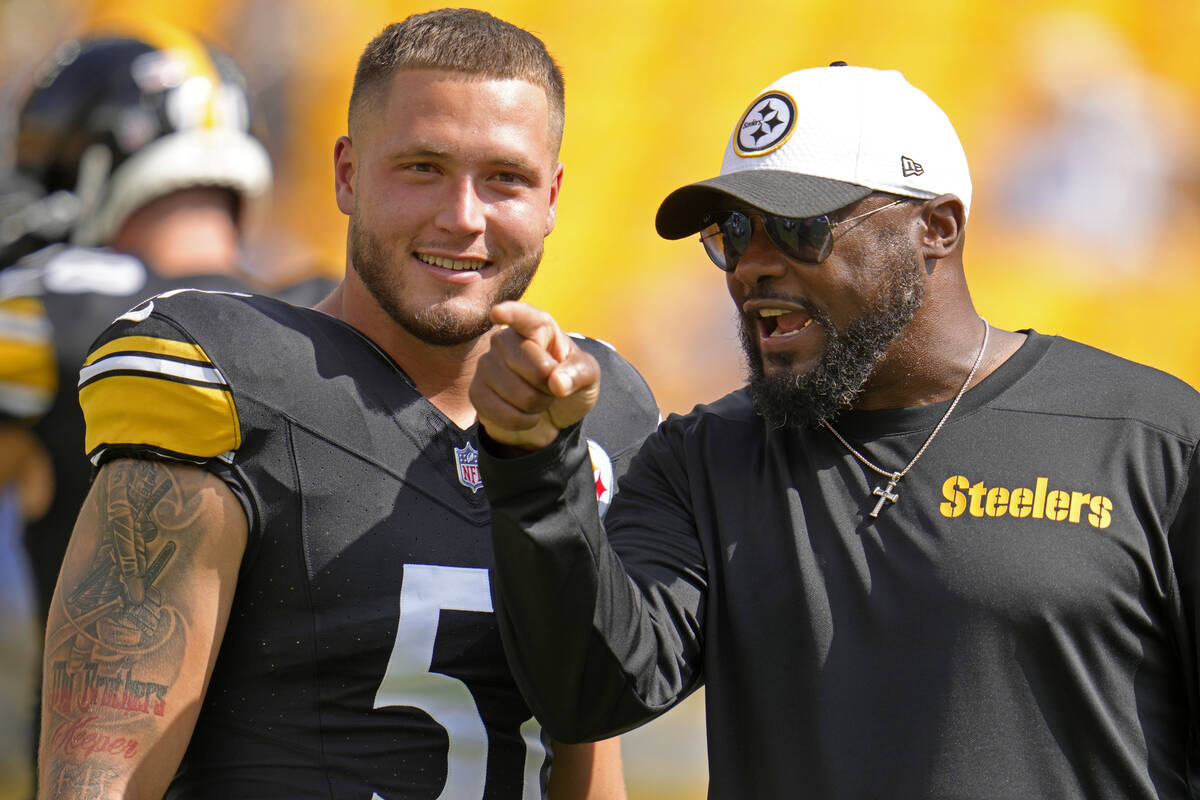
[739,254,925,430]
[349,216,540,347]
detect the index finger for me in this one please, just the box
[490,301,573,363]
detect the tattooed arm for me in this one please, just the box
[38,459,247,800]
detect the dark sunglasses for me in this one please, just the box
[698,199,906,271]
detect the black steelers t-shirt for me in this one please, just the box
[483,331,1200,799]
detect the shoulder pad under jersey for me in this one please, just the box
[565,332,660,511]
[569,332,660,426]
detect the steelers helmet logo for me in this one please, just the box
[733,91,796,157]
[587,439,615,518]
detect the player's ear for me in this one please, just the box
[919,194,965,260]
[544,163,563,236]
[334,136,356,216]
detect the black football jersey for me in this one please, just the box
[78,289,659,798]
[0,245,333,622]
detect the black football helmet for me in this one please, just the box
[3,23,271,261]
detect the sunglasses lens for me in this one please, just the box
[698,210,834,271]
[766,215,832,263]
[700,211,753,272]
[700,223,730,270]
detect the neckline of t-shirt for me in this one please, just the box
[824,329,1050,440]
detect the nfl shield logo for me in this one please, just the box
[454,442,483,493]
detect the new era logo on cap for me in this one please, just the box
[901,156,924,177]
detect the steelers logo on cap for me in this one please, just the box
[733,90,796,157]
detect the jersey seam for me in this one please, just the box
[181,298,487,525]
[985,404,1200,445]
[857,403,1200,445]
[286,419,336,794]
[270,405,488,525]
[1161,438,1200,752]
[1162,439,1199,533]
[144,290,481,521]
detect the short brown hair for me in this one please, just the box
[348,8,565,152]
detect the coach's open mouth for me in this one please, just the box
[755,307,813,340]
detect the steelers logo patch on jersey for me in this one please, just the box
[734,90,796,157]
[587,439,615,518]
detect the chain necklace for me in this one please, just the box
[821,317,990,519]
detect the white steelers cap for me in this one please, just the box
[656,63,972,238]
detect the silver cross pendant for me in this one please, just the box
[870,474,901,518]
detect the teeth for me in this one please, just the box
[755,308,813,328]
[417,253,484,271]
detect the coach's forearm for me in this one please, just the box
[481,426,676,741]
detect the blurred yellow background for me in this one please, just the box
[5,0,1200,796]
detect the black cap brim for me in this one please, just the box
[654,170,873,239]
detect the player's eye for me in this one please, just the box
[493,171,529,185]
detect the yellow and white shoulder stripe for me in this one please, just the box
[79,335,241,460]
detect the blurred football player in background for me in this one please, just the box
[0,22,332,621]
[0,22,331,791]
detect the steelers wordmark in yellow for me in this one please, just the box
[940,474,1114,529]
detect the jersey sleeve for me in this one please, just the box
[79,305,241,467]
[0,295,57,424]
[479,414,706,743]
[1168,442,1200,718]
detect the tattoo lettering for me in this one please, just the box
[42,460,204,782]
[48,715,139,759]
[48,660,168,717]
[47,761,122,800]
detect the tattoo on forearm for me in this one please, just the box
[45,763,121,799]
[42,460,206,793]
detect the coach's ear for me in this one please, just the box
[919,194,965,260]
[334,136,356,216]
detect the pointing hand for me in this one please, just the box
[470,301,601,451]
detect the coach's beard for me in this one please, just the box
[740,267,924,430]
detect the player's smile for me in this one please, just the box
[413,250,493,280]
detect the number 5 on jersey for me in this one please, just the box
[373,564,546,800]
